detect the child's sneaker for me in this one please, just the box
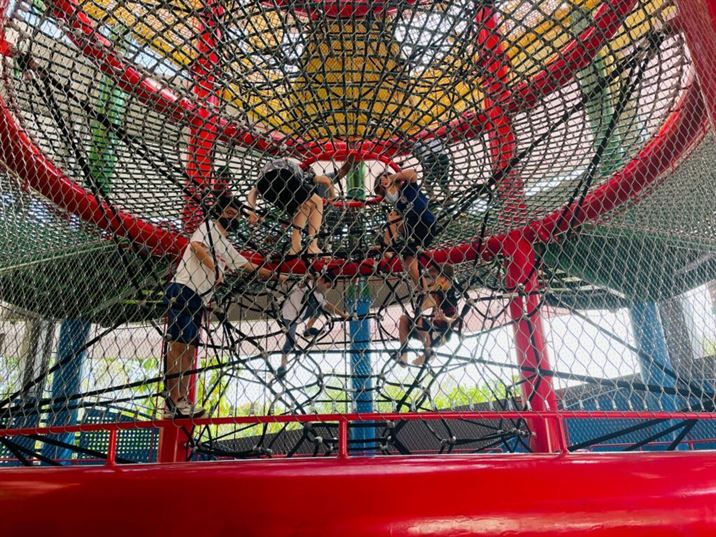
[303,327,321,338]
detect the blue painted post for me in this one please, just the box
[348,295,374,454]
[346,160,374,454]
[42,319,92,462]
[39,26,126,463]
[629,301,686,449]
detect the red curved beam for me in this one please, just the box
[0,95,187,256]
[2,453,716,536]
[36,0,639,158]
[0,78,704,276]
[505,0,639,114]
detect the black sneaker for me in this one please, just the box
[303,327,321,338]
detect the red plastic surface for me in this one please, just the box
[2,453,716,536]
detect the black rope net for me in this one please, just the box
[0,0,715,463]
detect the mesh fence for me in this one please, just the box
[0,0,715,463]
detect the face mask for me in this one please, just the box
[218,216,240,233]
[384,190,399,204]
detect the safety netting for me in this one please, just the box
[1,0,716,464]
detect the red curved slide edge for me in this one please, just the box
[2,453,716,536]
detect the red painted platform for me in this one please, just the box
[1,452,716,536]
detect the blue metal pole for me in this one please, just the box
[349,295,374,454]
[629,301,686,449]
[345,160,374,454]
[42,319,91,462]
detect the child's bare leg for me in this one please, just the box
[395,315,410,364]
[290,207,308,255]
[413,332,432,366]
[165,341,197,404]
[305,194,324,254]
[404,255,422,288]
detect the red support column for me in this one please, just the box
[475,5,562,453]
[503,231,562,453]
[158,1,222,463]
[675,0,716,132]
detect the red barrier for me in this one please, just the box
[1,452,716,536]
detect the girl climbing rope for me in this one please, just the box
[374,167,441,287]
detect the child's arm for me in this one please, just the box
[390,168,418,184]
[335,154,357,180]
[240,261,288,283]
[190,242,217,273]
[325,302,349,320]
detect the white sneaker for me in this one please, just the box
[164,397,206,419]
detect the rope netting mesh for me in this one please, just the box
[0,0,715,462]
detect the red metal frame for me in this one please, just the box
[474,4,561,452]
[31,0,638,156]
[674,0,716,132]
[3,409,716,459]
[0,0,705,273]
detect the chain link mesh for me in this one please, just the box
[0,0,715,463]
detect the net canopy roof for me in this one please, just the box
[0,0,711,319]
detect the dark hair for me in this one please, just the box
[374,170,392,198]
[209,188,241,217]
[215,166,234,183]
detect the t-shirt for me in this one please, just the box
[173,221,249,304]
[281,282,327,322]
[395,182,437,236]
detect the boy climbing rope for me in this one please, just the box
[391,262,460,367]
[163,187,285,418]
[277,270,349,379]
[246,158,352,256]
[374,167,440,288]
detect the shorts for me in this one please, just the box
[164,282,204,345]
[410,315,453,344]
[257,167,313,215]
[400,221,438,257]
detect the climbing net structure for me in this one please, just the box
[1,0,716,465]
